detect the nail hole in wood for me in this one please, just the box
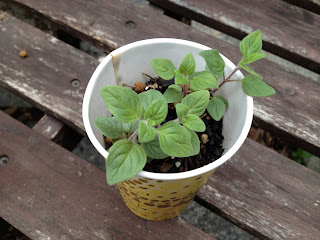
[0,155,9,166]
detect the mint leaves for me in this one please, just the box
[95,30,276,186]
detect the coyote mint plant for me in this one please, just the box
[95,30,275,185]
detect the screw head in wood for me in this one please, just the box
[0,155,9,166]
[71,79,80,87]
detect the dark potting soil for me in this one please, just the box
[140,76,224,173]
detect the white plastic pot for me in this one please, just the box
[82,38,253,220]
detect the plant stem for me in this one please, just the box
[211,67,240,94]
[128,128,139,142]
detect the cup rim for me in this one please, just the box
[82,38,253,181]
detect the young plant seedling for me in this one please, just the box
[95,30,275,185]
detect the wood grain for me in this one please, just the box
[0,110,216,240]
[1,2,320,156]
[197,139,320,240]
[149,0,320,73]
[282,0,320,15]
[33,114,64,140]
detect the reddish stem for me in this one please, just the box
[211,67,240,95]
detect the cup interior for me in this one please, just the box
[82,38,253,180]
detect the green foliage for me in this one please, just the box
[179,52,196,75]
[291,148,313,164]
[106,139,146,185]
[100,86,141,123]
[94,30,276,185]
[190,71,218,91]
[150,58,176,80]
[242,75,276,97]
[207,96,228,121]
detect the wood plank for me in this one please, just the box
[0,3,319,156]
[0,10,98,135]
[32,114,64,140]
[0,110,216,240]
[282,0,320,15]
[149,0,320,73]
[196,138,320,240]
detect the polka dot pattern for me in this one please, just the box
[117,169,215,220]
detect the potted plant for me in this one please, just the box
[82,31,275,220]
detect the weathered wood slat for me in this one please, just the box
[282,0,320,15]
[0,10,97,135]
[149,0,320,73]
[1,2,320,157]
[197,139,320,240]
[0,110,216,240]
[32,114,64,140]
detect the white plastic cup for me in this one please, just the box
[83,39,253,220]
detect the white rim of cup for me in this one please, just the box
[82,38,253,181]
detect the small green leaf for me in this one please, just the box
[239,62,263,79]
[240,42,248,59]
[106,140,146,185]
[182,114,206,132]
[181,90,210,116]
[141,135,169,159]
[175,71,189,85]
[179,53,196,76]
[205,65,223,80]
[199,49,225,77]
[240,30,262,56]
[157,122,192,157]
[163,88,183,103]
[186,128,200,156]
[242,75,276,97]
[150,58,176,80]
[139,89,165,116]
[100,86,141,123]
[168,84,182,92]
[139,121,157,142]
[243,53,267,64]
[176,103,189,121]
[207,97,227,121]
[94,116,124,139]
[122,120,139,133]
[144,99,167,126]
[190,71,218,91]
[216,95,228,108]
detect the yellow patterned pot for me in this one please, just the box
[117,170,215,220]
[83,39,253,220]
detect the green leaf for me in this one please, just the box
[199,49,225,77]
[144,99,168,126]
[182,114,206,132]
[242,75,276,97]
[176,103,189,121]
[163,88,183,103]
[181,90,210,116]
[216,95,228,108]
[179,53,196,76]
[157,122,192,157]
[186,128,200,156]
[175,71,189,85]
[106,140,146,185]
[139,89,165,116]
[168,84,182,92]
[122,120,139,133]
[240,30,262,56]
[139,121,157,142]
[240,42,248,59]
[100,86,141,123]
[94,116,124,139]
[150,58,176,80]
[239,62,263,79]
[207,97,227,121]
[190,71,218,91]
[205,65,223,80]
[141,135,169,159]
[244,53,267,64]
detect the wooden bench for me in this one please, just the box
[0,0,319,239]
